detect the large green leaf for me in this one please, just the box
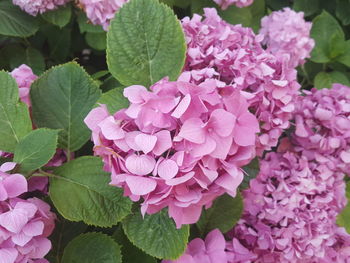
[337,41,350,67]
[42,4,72,28]
[30,62,101,151]
[337,182,350,232]
[107,0,186,87]
[14,128,58,174]
[310,11,345,63]
[122,210,189,259]
[0,0,39,37]
[85,32,107,51]
[98,87,129,114]
[50,156,132,227]
[62,233,122,263]
[336,0,350,26]
[113,226,157,263]
[314,71,350,89]
[293,0,320,17]
[0,71,32,152]
[197,193,243,236]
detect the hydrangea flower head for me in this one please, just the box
[181,8,300,154]
[260,8,315,68]
[12,0,70,16]
[292,84,350,174]
[78,0,129,30]
[233,150,348,262]
[0,163,56,263]
[85,78,259,227]
[10,64,37,107]
[213,0,254,9]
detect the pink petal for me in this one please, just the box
[28,237,51,258]
[125,154,156,176]
[208,109,236,137]
[3,174,28,198]
[123,85,147,103]
[158,159,179,180]
[0,209,29,233]
[205,229,226,252]
[315,107,333,121]
[98,116,125,140]
[172,94,191,118]
[125,175,157,195]
[0,248,17,263]
[0,162,16,172]
[84,105,109,131]
[215,171,243,197]
[178,118,205,143]
[135,134,157,154]
[191,136,217,157]
[11,231,32,246]
[23,220,44,237]
[153,130,172,156]
[166,172,195,186]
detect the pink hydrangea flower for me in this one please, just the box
[85,78,259,228]
[181,8,300,154]
[78,0,129,31]
[213,0,254,9]
[162,229,256,263]
[260,8,315,68]
[0,163,56,263]
[232,150,348,262]
[10,64,37,107]
[292,84,350,175]
[12,0,70,16]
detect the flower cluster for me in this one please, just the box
[12,0,70,16]
[212,0,254,9]
[232,150,348,262]
[0,162,55,263]
[181,8,300,153]
[292,84,350,175]
[78,0,128,31]
[10,64,37,107]
[260,8,315,68]
[85,78,259,228]
[162,229,256,263]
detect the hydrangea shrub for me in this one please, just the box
[0,0,350,262]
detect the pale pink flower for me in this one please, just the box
[260,8,315,68]
[213,0,254,9]
[78,0,129,30]
[85,78,259,228]
[12,0,70,16]
[181,8,300,154]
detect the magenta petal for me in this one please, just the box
[123,85,147,103]
[125,154,156,176]
[172,94,191,118]
[205,229,226,252]
[84,105,109,131]
[209,109,236,137]
[125,175,157,195]
[135,134,157,154]
[0,248,17,263]
[158,159,179,180]
[166,172,195,186]
[98,116,125,140]
[0,184,8,201]
[28,237,51,258]
[22,220,44,237]
[11,231,32,246]
[178,118,205,143]
[0,162,16,172]
[0,209,29,233]
[3,174,28,198]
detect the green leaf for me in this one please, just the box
[98,88,129,114]
[122,209,189,259]
[85,32,107,51]
[337,181,350,232]
[314,71,350,89]
[30,62,101,151]
[0,0,39,37]
[266,0,289,10]
[14,128,58,173]
[77,11,104,33]
[0,71,32,152]
[107,0,186,87]
[311,11,345,63]
[62,233,122,263]
[337,40,350,67]
[197,193,243,236]
[241,158,260,190]
[50,156,132,227]
[336,0,350,26]
[293,0,320,16]
[7,46,45,75]
[47,218,88,263]
[113,226,157,263]
[42,4,72,28]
